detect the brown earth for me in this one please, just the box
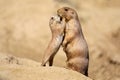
[0,0,120,80]
[0,53,92,80]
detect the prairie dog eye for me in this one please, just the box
[64,8,68,11]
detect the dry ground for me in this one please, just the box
[0,53,92,80]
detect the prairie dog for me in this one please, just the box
[41,15,66,66]
[57,7,89,76]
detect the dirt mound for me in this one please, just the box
[0,53,92,80]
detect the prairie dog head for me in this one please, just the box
[57,7,78,22]
[49,15,66,35]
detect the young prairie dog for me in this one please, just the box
[57,7,89,76]
[41,15,66,66]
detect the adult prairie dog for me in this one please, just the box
[57,7,89,76]
[41,15,66,66]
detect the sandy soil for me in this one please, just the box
[0,0,120,80]
[0,53,92,80]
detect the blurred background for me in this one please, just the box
[0,0,120,80]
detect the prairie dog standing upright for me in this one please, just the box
[41,15,66,66]
[57,7,89,76]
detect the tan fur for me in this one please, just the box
[41,15,66,66]
[57,7,89,76]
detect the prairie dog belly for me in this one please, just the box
[65,38,88,59]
